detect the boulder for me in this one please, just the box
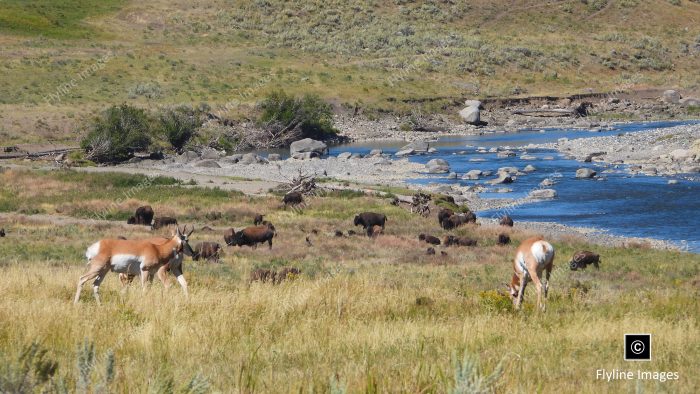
[487,173,514,185]
[350,153,363,159]
[523,164,537,173]
[193,160,221,168]
[497,151,516,158]
[239,153,265,165]
[267,153,281,161]
[201,148,224,160]
[529,189,557,199]
[395,149,415,157]
[670,149,691,161]
[668,179,678,185]
[576,168,596,178]
[462,169,482,180]
[464,100,483,108]
[427,147,438,153]
[368,149,383,157]
[337,152,353,160]
[447,172,458,179]
[540,179,555,187]
[290,138,328,156]
[498,166,518,174]
[459,105,480,125]
[426,158,450,173]
[400,141,430,153]
[661,90,681,104]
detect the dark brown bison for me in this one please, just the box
[193,242,221,263]
[354,212,387,236]
[275,267,301,284]
[497,233,511,246]
[283,191,304,207]
[250,268,275,283]
[0,228,5,237]
[443,235,477,247]
[151,216,178,230]
[334,230,344,237]
[418,234,441,246]
[369,225,383,238]
[426,247,436,255]
[569,251,600,270]
[499,215,514,227]
[229,226,275,249]
[253,214,264,225]
[347,230,357,236]
[441,212,476,230]
[127,205,154,226]
[437,208,455,227]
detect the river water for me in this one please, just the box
[327,120,700,252]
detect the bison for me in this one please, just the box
[223,228,235,246]
[0,228,5,237]
[443,235,477,247]
[250,268,275,283]
[127,205,154,226]
[253,214,265,225]
[193,241,221,263]
[151,216,178,230]
[418,233,441,246]
[499,215,514,227]
[275,267,301,284]
[497,233,511,246]
[437,208,454,227]
[441,212,476,230]
[283,191,304,207]
[569,251,600,270]
[354,212,387,236]
[426,247,436,255]
[229,226,275,249]
[334,230,344,237]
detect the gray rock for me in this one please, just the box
[464,100,483,108]
[498,166,518,174]
[670,149,691,161]
[495,188,513,193]
[487,173,514,185]
[482,170,493,177]
[459,105,480,125]
[463,169,482,180]
[290,138,328,156]
[193,160,221,168]
[239,153,265,165]
[469,158,486,162]
[662,90,681,104]
[426,158,450,173]
[520,155,537,160]
[267,153,281,161]
[427,147,438,153]
[523,165,537,173]
[368,149,383,156]
[447,172,458,179]
[497,151,516,158]
[400,141,430,152]
[201,148,224,160]
[177,151,200,163]
[529,189,557,199]
[337,152,353,160]
[668,179,679,185]
[540,179,555,187]
[576,168,597,178]
[395,149,415,157]
[221,154,243,163]
[350,153,363,159]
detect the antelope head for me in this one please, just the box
[175,225,195,257]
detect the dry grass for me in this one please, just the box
[0,169,699,392]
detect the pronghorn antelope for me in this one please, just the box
[74,226,194,304]
[507,236,555,311]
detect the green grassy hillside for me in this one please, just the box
[1,0,699,142]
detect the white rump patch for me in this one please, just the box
[85,241,101,261]
[531,241,554,266]
[515,251,526,273]
[110,254,143,275]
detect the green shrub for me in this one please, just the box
[258,90,337,140]
[81,104,152,164]
[158,105,202,152]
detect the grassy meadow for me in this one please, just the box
[2,0,700,144]
[0,168,698,392]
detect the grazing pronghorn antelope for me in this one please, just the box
[74,226,194,304]
[507,236,555,311]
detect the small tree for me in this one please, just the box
[81,104,152,164]
[258,91,337,141]
[158,105,201,152]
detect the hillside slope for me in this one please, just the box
[1,0,699,142]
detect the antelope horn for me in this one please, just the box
[176,225,182,236]
[187,225,194,236]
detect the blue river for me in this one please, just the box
[326,120,700,252]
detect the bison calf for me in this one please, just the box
[497,233,511,246]
[152,216,178,230]
[418,233,441,245]
[193,241,221,263]
[253,214,265,225]
[569,251,600,270]
[275,267,301,284]
[369,225,383,238]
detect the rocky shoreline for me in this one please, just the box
[530,123,700,178]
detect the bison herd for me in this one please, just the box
[106,193,603,306]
